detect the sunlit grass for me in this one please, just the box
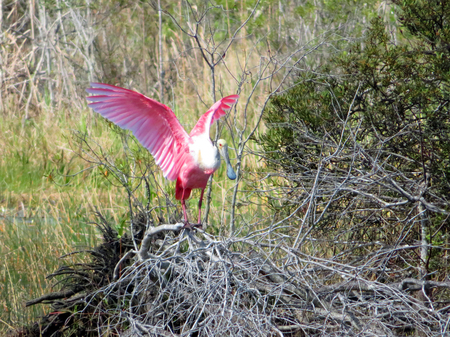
[0,91,270,333]
[0,109,126,330]
[0,203,98,329]
[0,9,274,333]
[0,0,397,333]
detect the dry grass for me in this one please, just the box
[0,0,382,334]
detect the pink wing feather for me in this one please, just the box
[86,83,238,181]
[86,83,190,181]
[189,95,239,137]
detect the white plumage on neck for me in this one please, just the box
[189,135,220,172]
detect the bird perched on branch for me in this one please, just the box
[86,83,238,227]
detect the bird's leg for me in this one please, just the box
[197,188,205,225]
[181,197,201,230]
[180,188,201,230]
[181,198,191,228]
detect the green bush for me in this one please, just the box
[259,0,450,279]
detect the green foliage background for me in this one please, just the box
[259,0,450,281]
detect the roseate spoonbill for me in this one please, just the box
[86,83,238,227]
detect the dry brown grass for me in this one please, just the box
[0,0,384,334]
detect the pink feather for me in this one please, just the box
[86,82,239,225]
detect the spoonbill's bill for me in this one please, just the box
[86,83,238,227]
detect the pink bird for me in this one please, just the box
[86,83,238,227]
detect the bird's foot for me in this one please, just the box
[182,221,202,230]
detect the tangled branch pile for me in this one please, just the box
[20,213,450,337]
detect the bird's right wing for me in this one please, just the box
[86,83,190,181]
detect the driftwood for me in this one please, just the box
[25,289,77,307]
[17,214,450,337]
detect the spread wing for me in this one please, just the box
[189,95,239,138]
[86,83,190,181]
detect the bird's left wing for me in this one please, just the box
[86,83,190,181]
[189,95,239,138]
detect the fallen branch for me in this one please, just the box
[138,222,185,260]
[25,289,77,307]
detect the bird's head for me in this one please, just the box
[217,139,236,180]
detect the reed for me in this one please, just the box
[0,0,378,332]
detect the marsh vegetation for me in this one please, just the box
[1,0,450,336]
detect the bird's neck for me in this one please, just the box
[190,136,220,172]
